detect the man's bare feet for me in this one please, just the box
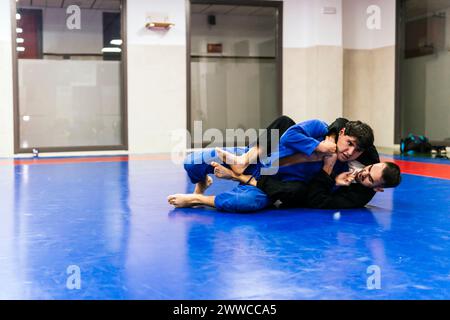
[194,175,213,194]
[215,147,249,175]
[168,193,216,208]
[167,194,200,208]
[211,162,235,180]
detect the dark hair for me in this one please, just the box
[344,121,374,151]
[381,162,401,188]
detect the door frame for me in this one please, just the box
[186,0,283,146]
[395,0,450,146]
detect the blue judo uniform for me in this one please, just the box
[184,119,331,212]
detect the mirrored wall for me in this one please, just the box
[14,0,126,152]
[399,0,450,145]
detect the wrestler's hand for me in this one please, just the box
[335,171,356,187]
[316,139,337,154]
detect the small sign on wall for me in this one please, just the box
[207,43,222,53]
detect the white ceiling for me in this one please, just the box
[17,0,121,10]
[191,4,276,16]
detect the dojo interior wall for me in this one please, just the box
[0,0,398,157]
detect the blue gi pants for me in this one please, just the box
[183,147,271,212]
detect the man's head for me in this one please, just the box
[355,162,401,191]
[336,121,374,162]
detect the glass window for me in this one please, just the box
[189,3,281,146]
[399,0,450,144]
[15,0,125,151]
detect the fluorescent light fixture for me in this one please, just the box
[16,46,25,52]
[16,13,21,20]
[110,39,123,46]
[16,38,24,43]
[16,28,23,33]
[102,47,122,53]
[23,115,31,122]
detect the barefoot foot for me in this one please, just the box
[167,194,201,208]
[211,161,235,180]
[215,147,249,175]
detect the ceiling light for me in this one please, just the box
[110,39,123,46]
[102,47,122,53]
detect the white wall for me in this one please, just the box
[127,0,186,154]
[284,0,343,48]
[127,0,186,46]
[0,0,14,157]
[343,0,396,49]
[342,0,397,148]
[283,0,344,125]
